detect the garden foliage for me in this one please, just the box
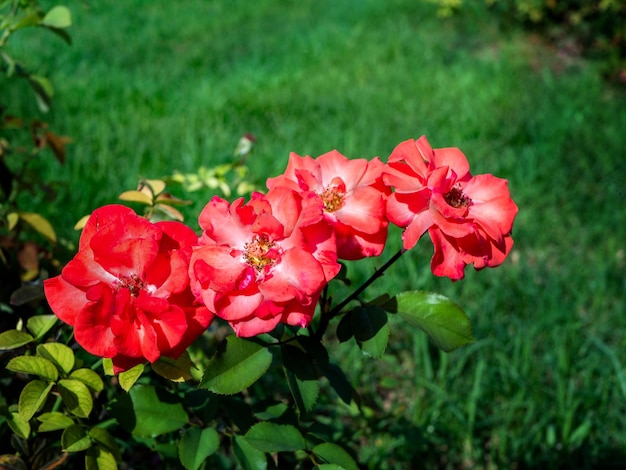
[0,2,524,469]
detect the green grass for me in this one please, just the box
[3,0,626,467]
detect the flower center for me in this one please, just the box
[244,235,279,272]
[320,186,345,213]
[116,273,147,297]
[444,184,471,208]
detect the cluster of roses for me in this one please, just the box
[44,136,518,372]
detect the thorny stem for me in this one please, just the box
[312,248,407,341]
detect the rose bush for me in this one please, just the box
[2,134,519,469]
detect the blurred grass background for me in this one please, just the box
[4,0,626,467]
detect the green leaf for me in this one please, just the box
[9,12,41,31]
[313,443,358,470]
[37,342,75,375]
[253,402,288,420]
[26,314,57,339]
[118,363,144,392]
[58,379,93,418]
[245,422,306,453]
[89,427,122,461]
[62,424,92,452]
[200,336,272,395]
[282,345,319,416]
[70,368,104,393]
[286,371,320,417]
[335,313,353,342]
[178,427,220,470]
[7,411,31,438]
[351,306,390,358]
[18,379,54,421]
[85,446,117,470]
[37,411,75,432]
[233,435,267,470]
[40,6,72,28]
[317,362,359,406]
[385,291,474,352]
[0,329,34,350]
[110,384,188,437]
[7,355,58,381]
[152,351,193,382]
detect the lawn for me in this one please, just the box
[3,0,626,467]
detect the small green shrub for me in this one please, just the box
[430,0,626,79]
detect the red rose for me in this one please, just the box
[384,136,518,280]
[189,187,340,337]
[44,205,213,373]
[267,150,390,260]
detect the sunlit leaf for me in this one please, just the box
[102,358,114,376]
[200,336,273,395]
[70,368,104,393]
[18,380,54,421]
[85,446,117,470]
[109,384,188,437]
[37,342,75,375]
[26,314,57,339]
[139,179,166,196]
[18,212,56,243]
[7,212,19,231]
[155,192,192,206]
[385,291,474,352]
[313,442,359,470]
[7,411,30,439]
[233,436,266,470]
[178,427,220,470]
[118,190,152,205]
[7,355,58,381]
[61,424,92,452]
[37,411,75,432]
[154,203,184,221]
[58,379,93,418]
[245,422,306,452]
[152,352,193,382]
[0,329,34,350]
[118,363,144,392]
[74,215,90,230]
[40,6,72,28]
